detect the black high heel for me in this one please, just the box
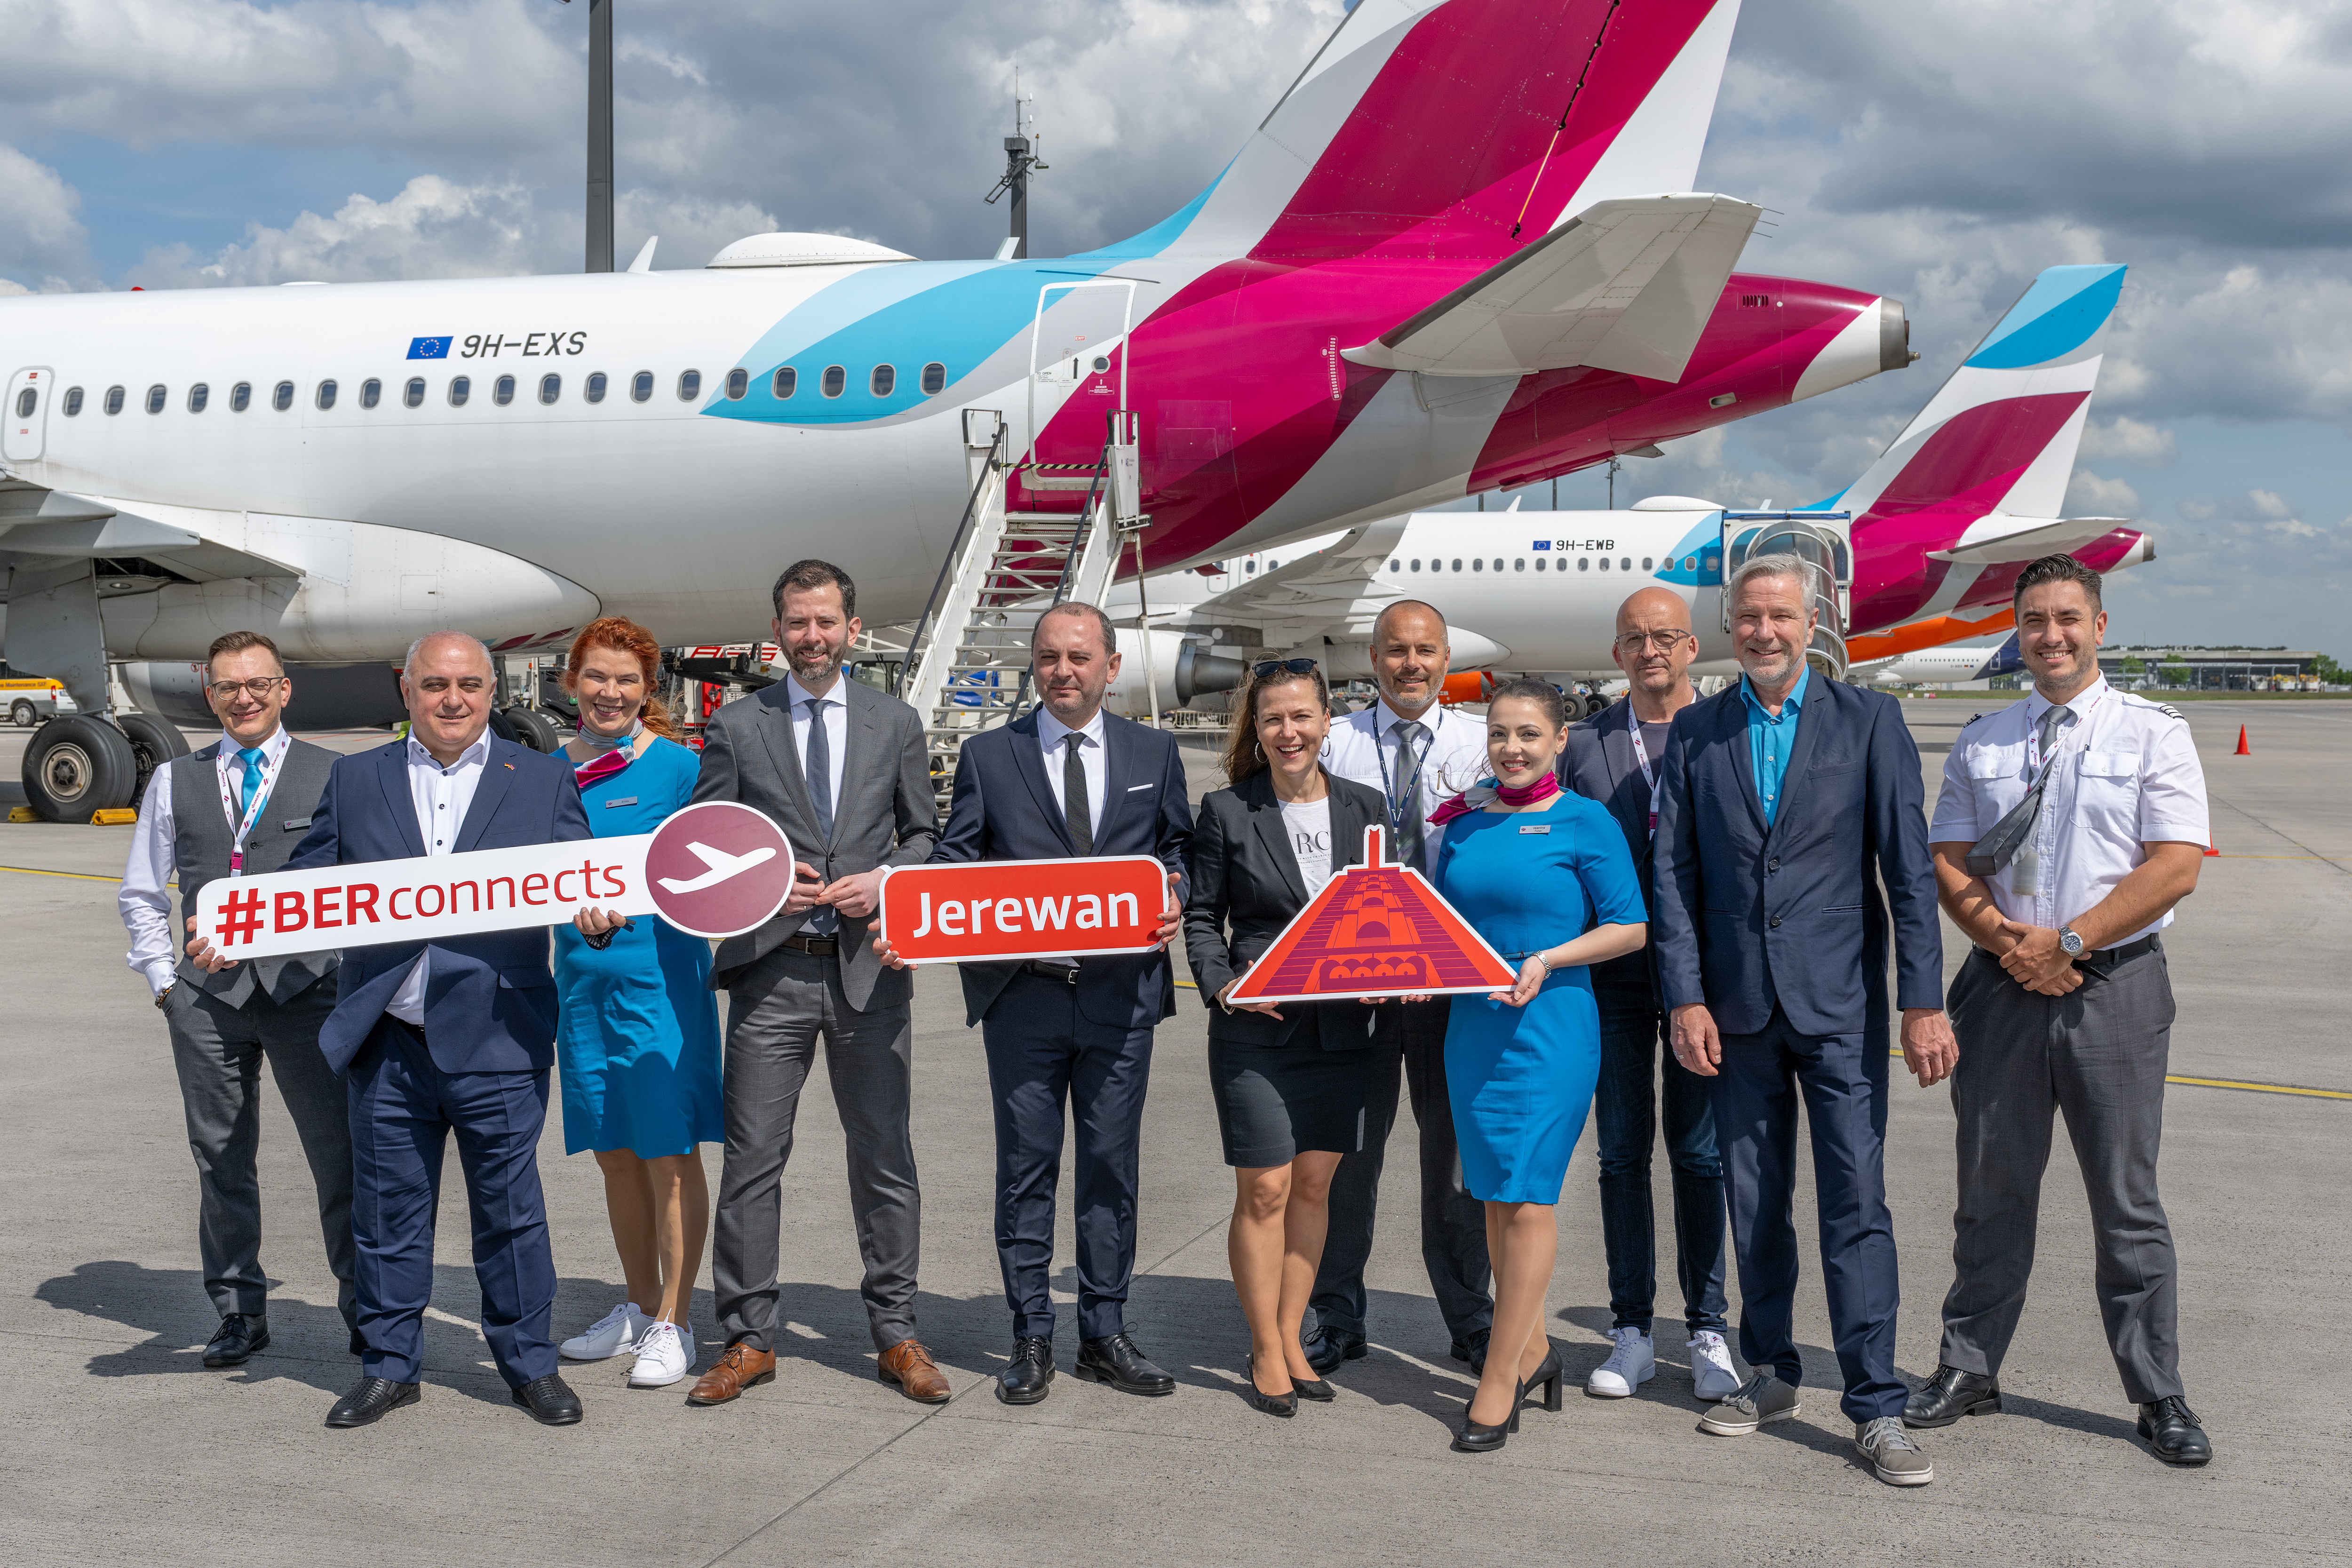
[1520,1345,1565,1414]
[1452,1385,1521,1452]
[1242,1352,1297,1418]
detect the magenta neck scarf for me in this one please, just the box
[1429,771,1561,827]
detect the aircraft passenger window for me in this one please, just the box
[1494,558,1505,571]
[315,381,337,411]
[13,388,32,418]
[1620,557,1630,572]
[725,368,748,400]
[187,383,209,414]
[1471,558,1483,572]
[772,367,797,399]
[1268,559,1278,570]
[105,385,126,415]
[1642,557,1653,570]
[146,384,167,414]
[360,379,381,409]
[1578,557,1590,572]
[229,382,250,413]
[273,381,294,412]
[677,369,701,401]
[1535,557,1546,571]
[871,364,895,397]
[448,375,471,407]
[64,386,84,416]
[631,371,654,403]
[1451,558,1462,572]
[1514,558,1525,571]
[1245,561,1256,574]
[1598,556,1610,571]
[1389,559,1400,572]
[921,362,946,395]
[821,365,846,398]
[1685,556,1698,571]
[494,374,520,406]
[540,374,561,406]
[586,372,607,404]
[405,378,425,408]
[1409,558,1421,572]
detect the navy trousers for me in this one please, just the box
[980,971,1155,1342]
[1712,1008,1905,1424]
[346,1018,558,1389]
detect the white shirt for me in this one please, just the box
[1320,699,1488,876]
[1281,796,1335,898]
[785,673,849,819]
[387,732,492,1025]
[1930,676,2209,946]
[1035,704,1109,834]
[120,724,294,995]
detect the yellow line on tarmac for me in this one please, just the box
[0,863,149,884]
[1883,1049,2345,1101]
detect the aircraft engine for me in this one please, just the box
[1104,629,1247,719]
[120,661,407,731]
[1315,625,1510,679]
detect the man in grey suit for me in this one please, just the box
[685,560,947,1408]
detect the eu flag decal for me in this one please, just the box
[407,336,453,360]
[1532,540,1551,550]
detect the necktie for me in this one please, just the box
[802,700,835,932]
[1965,704,2072,877]
[235,747,267,821]
[1391,720,1427,869]
[1063,733,1094,855]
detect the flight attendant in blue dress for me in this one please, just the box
[1431,677,1648,1453]
[554,618,724,1391]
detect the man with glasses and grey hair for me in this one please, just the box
[1557,589,1737,1406]
[119,629,358,1374]
[1653,554,1955,1487]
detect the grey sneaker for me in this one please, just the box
[1856,1416,1935,1485]
[1698,1370,1801,1435]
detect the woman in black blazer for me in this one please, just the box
[1184,660,1392,1418]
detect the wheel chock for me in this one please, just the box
[89,807,139,825]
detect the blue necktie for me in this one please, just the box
[236,747,267,820]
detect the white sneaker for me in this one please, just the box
[560,1301,652,1362]
[628,1320,693,1388]
[1689,1329,1742,1402]
[1586,1326,1656,1398]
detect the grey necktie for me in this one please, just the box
[1391,720,1427,869]
[802,699,835,932]
[1063,734,1093,855]
[1965,703,2072,877]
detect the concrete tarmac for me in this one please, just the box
[2,700,2345,1566]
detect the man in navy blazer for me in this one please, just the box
[900,601,1190,1406]
[1652,557,1957,1488]
[199,631,594,1430]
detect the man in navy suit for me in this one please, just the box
[1652,556,1956,1487]
[886,601,1190,1406]
[197,630,593,1429]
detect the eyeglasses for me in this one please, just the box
[1615,630,1694,653]
[207,677,287,700]
[1252,658,1320,679]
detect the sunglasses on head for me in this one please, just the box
[1252,658,1320,679]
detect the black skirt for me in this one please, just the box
[1208,1022,1372,1168]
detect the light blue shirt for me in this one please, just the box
[1739,667,1809,828]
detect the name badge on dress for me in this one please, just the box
[604,796,637,807]
[1518,824,1551,834]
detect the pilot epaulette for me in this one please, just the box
[2120,692,2188,722]
[1959,712,1993,730]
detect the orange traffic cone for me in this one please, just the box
[2234,725,2250,755]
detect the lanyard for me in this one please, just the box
[1381,714,1436,842]
[218,740,281,876]
[1627,716,1662,838]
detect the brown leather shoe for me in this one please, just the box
[685,1343,775,1406]
[877,1339,952,1404]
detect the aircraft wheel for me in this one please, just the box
[23,715,139,821]
[10,700,36,727]
[501,707,562,752]
[117,712,192,807]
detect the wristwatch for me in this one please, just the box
[2057,924,2086,957]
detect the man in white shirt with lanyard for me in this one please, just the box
[117,630,357,1373]
[1310,599,1497,1374]
[1557,588,1738,1403]
[1916,554,2213,1466]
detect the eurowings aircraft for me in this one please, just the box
[1107,264,2148,693]
[1,0,1915,815]
[1857,636,2025,686]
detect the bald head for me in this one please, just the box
[1614,587,1687,637]
[401,630,497,764]
[1611,586,1700,721]
[1371,598,1450,718]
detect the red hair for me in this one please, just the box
[564,617,682,740]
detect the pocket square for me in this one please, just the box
[1126,783,1152,791]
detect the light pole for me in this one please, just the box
[558,0,615,272]
[983,72,1046,260]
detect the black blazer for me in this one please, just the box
[1183,768,1395,1052]
[1558,698,1660,990]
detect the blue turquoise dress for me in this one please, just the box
[553,735,724,1158]
[1437,791,1647,1204]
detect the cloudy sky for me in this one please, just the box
[3,0,2346,653]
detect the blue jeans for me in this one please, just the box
[1593,978,1727,1336]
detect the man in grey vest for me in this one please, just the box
[117,629,356,1369]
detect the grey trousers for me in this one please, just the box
[163,980,357,1326]
[1941,941,2183,1403]
[712,947,921,1353]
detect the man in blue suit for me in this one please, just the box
[1653,556,1956,1487]
[197,630,593,1428]
[887,601,1190,1406]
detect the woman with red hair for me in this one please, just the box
[551,617,723,1391]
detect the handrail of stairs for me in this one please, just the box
[895,427,1007,701]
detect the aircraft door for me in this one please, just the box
[4,367,54,462]
[1025,280,1134,470]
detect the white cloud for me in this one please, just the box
[0,143,95,287]
[2079,416,2177,466]
[2066,470,2143,516]
[2248,487,2292,518]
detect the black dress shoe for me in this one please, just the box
[1074,1331,1176,1396]
[2137,1396,2211,1465]
[1450,1328,1491,1376]
[1302,1326,1367,1376]
[1904,1364,2002,1429]
[997,1336,1055,1405]
[326,1377,420,1428]
[511,1372,584,1426]
[203,1313,269,1368]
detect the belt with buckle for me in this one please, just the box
[782,933,839,956]
[1022,960,1081,984]
[2073,932,2159,971]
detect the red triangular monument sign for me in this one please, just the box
[1228,825,1519,1004]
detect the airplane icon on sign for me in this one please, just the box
[657,842,779,894]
